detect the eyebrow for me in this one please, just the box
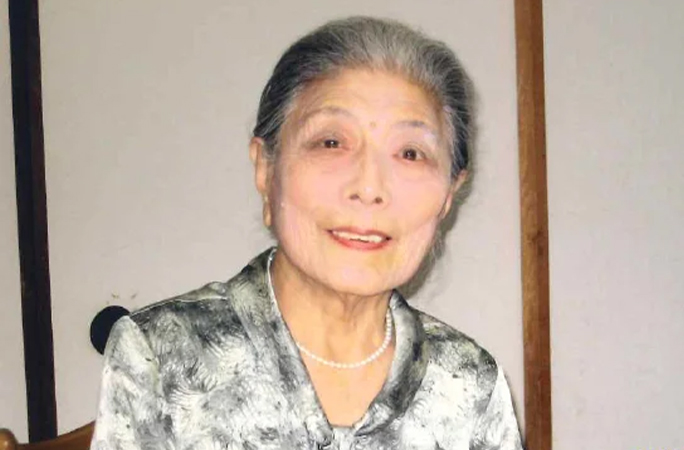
[296,106,355,128]
[295,106,440,139]
[394,120,440,140]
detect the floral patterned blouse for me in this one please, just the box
[91,249,523,450]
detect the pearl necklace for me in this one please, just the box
[295,309,393,369]
[267,250,394,370]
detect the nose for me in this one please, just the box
[344,150,390,207]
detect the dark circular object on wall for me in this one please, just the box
[90,305,130,355]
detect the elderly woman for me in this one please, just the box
[91,17,523,450]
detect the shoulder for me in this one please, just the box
[120,250,272,356]
[130,280,232,329]
[414,308,499,393]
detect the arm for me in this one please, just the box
[470,366,524,450]
[90,316,170,450]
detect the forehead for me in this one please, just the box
[285,68,444,133]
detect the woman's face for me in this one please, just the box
[252,68,464,297]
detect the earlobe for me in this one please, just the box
[262,197,272,228]
[440,170,468,220]
[439,195,453,221]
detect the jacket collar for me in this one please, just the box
[231,248,428,443]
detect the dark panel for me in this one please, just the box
[8,0,57,441]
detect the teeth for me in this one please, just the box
[331,230,386,243]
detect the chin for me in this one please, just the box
[320,263,415,298]
[324,278,395,298]
[276,228,432,298]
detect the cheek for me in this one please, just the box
[390,176,449,231]
[269,160,340,238]
[389,178,448,262]
[395,210,441,265]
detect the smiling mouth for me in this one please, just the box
[331,230,388,243]
[328,228,391,249]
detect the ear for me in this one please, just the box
[249,137,274,227]
[439,170,468,220]
[249,137,272,195]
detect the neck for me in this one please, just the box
[270,249,391,361]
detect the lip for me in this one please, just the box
[327,227,392,251]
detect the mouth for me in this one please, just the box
[328,227,391,250]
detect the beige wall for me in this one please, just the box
[545,1,684,448]
[0,0,29,441]
[38,0,523,433]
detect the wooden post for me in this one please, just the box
[515,0,552,449]
[8,0,57,441]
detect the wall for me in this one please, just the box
[0,0,29,441]
[545,1,684,449]
[37,0,523,433]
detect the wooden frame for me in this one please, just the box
[8,0,57,441]
[515,0,553,449]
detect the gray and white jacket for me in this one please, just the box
[91,249,523,450]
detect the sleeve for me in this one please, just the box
[470,366,524,450]
[90,316,171,450]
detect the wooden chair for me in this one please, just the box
[0,423,94,450]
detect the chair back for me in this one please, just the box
[0,423,93,450]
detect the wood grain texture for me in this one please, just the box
[514,1,552,449]
[8,0,57,441]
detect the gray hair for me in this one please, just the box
[252,16,472,179]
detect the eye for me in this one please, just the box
[401,147,423,161]
[323,139,341,149]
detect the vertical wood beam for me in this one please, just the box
[8,0,57,441]
[515,0,552,449]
